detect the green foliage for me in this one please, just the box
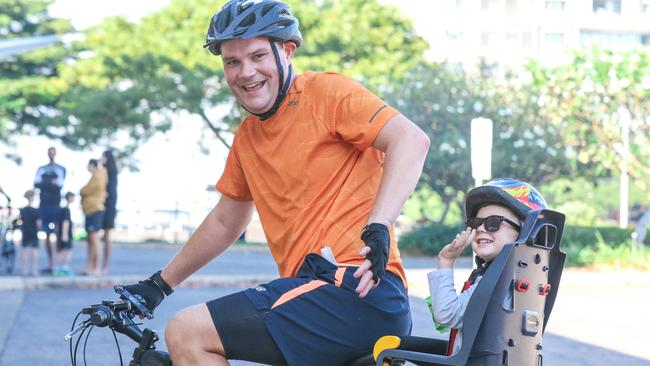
[562,225,635,249]
[0,0,75,146]
[25,0,428,153]
[398,221,466,256]
[526,48,650,193]
[541,177,650,226]
[385,61,579,222]
[288,0,428,91]
[566,241,650,270]
[402,185,463,225]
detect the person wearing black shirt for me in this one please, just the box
[54,192,75,276]
[20,190,41,276]
[101,150,118,275]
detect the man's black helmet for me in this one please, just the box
[204,0,303,56]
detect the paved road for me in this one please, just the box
[0,243,649,365]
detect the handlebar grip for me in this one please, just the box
[89,305,113,327]
[114,285,154,319]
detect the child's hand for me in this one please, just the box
[437,227,476,269]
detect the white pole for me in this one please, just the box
[471,118,493,188]
[619,107,630,228]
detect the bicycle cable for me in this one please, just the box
[82,325,93,366]
[69,311,82,365]
[69,308,128,366]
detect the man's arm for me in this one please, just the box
[354,113,429,296]
[160,195,255,287]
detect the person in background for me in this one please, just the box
[80,159,107,276]
[34,146,66,273]
[100,149,118,275]
[19,190,41,276]
[54,192,76,276]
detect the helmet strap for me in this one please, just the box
[244,39,292,121]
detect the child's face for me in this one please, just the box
[471,204,520,262]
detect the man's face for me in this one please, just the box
[220,37,295,115]
[48,147,56,161]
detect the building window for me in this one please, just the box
[545,0,565,10]
[642,0,650,13]
[522,32,532,48]
[482,0,499,11]
[447,31,464,42]
[481,32,499,47]
[593,0,622,14]
[581,31,644,50]
[506,0,518,14]
[545,33,565,45]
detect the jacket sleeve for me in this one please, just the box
[427,268,479,329]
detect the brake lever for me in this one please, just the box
[114,285,154,320]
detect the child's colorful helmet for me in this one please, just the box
[465,178,547,220]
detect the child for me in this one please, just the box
[427,178,548,355]
[19,190,41,276]
[54,192,75,276]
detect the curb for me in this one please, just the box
[0,274,277,291]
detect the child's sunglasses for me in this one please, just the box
[465,215,521,232]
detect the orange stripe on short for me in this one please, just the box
[271,280,328,309]
[334,267,346,287]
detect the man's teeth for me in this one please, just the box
[477,239,493,244]
[243,82,263,91]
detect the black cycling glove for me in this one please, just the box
[123,270,173,313]
[361,223,390,282]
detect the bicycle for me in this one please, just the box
[66,285,172,366]
[0,194,17,275]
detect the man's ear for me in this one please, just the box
[282,41,297,61]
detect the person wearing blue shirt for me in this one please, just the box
[33,146,67,274]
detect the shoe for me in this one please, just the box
[61,266,74,276]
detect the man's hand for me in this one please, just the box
[122,271,173,313]
[437,227,476,269]
[354,223,390,298]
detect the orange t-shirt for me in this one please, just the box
[216,72,406,285]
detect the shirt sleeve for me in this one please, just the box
[427,268,479,329]
[216,136,253,201]
[311,73,399,151]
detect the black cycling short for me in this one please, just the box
[206,254,411,365]
[206,291,287,365]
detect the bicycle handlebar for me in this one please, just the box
[65,285,171,366]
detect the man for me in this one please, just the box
[125,1,429,365]
[34,146,66,273]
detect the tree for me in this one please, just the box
[0,0,75,147]
[527,47,650,194]
[386,61,578,223]
[12,0,428,154]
